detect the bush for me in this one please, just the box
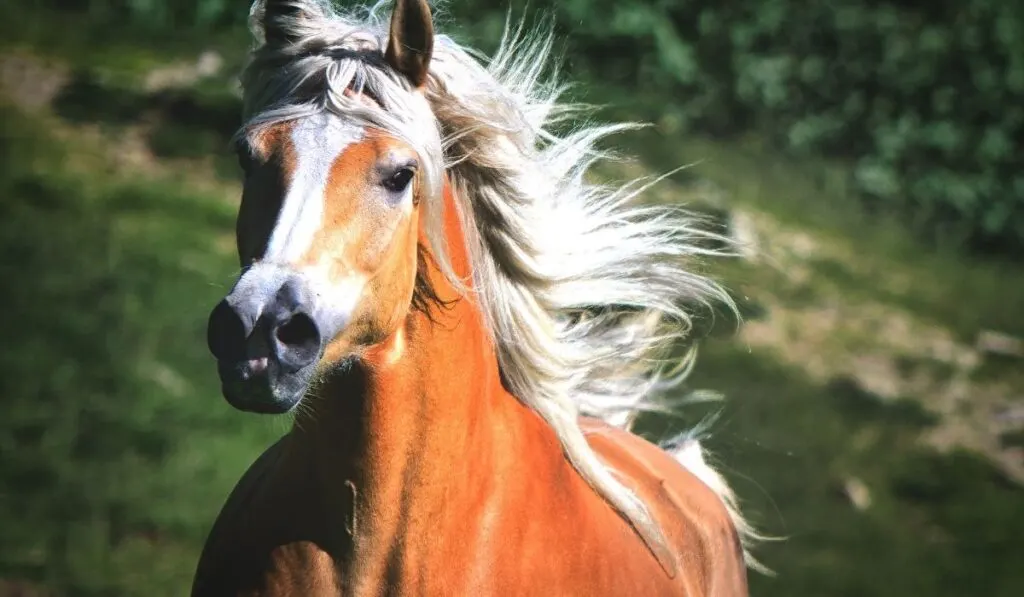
[534,0,1024,252]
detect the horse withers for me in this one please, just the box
[195,1,756,595]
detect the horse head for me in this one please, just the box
[206,0,439,414]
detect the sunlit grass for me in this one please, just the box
[638,343,1024,597]
[610,125,1024,340]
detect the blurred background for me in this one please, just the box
[1,0,1022,595]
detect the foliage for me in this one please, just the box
[539,0,1024,252]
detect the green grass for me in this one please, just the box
[0,102,281,596]
[0,5,250,84]
[638,343,1024,597]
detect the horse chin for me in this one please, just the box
[216,358,316,415]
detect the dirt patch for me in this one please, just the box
[0,53,69,111]
[594,163,1024,483]
[728,204,1024,482]
[0,580,55,597]
[1,51,241,205]
[602,163,1024,482]
[143,50,224,92]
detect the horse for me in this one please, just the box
[194,1,757,594]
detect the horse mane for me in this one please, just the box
[239,0,757,566]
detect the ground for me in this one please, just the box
[0,31,1022,597]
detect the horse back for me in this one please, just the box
[581,418,750,597]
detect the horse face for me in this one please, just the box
[207,0,436,413]
[208,114,425,413]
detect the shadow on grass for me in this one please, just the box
[0,104,276,597]
[637,342,1024,597]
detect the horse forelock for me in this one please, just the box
[238,0,756,565]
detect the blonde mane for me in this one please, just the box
[240,0,756,567]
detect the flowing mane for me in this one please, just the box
[238,0,756,565]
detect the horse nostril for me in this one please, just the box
[273,312,321,370]
[276,313,317,347]
[207,300,249,361]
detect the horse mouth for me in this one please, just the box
[216,355,315,414]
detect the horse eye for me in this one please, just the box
[382,167,415,193]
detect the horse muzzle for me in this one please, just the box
[207,267,329,414]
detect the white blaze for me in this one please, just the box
[263,112,364,263]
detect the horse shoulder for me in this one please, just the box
[580,418,750,597]
[191,436,325,597]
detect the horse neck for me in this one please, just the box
[289,182,525,538]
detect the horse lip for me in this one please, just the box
[216,357,311,415]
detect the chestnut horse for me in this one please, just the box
[195,1,756,595]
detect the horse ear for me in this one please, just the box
[385,0,434,88]
[260,0,319,46]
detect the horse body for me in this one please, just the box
[195,1,754,594]
[194,189,747,596]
